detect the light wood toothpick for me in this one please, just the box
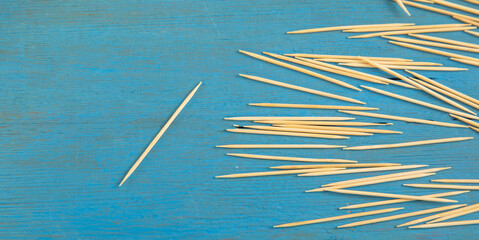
[397,204,469,227]
[349,26,475,39]
[286,23,415,34]
[226,153,357,163]
[326,189,457,203]
[344,137,473,150]
[401,0,479,22]
[409,33,479,49]
[409,219,479,228]
[248,103,378,111]
[299,165,428,177]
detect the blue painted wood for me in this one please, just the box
[1,0,479,239]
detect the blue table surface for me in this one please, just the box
[2,0,479,239]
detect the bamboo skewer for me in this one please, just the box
[272,163,401,170]
[409,220,479,228]
[118,82,201,187]
[235,125,372,136]
[325,167,450,187]
[362,85,479,120]
[258,120,392,126]
[339,63,467,71]
[405,69,479,106]
[340,191,467,210]
[248,103,379,111]
[294,57,390,85]
[338,110,467,128]
[262,52,385,85]
[325,189,457,203]
[226,128,350,139]
[239,74,365,104]
[394,0,411,16]
[225,116,354,121]
[274,207,404,228]
[383,35,479,53]
[432,179,479,183]
[308,173,435,192]
[344,137,473,150]
[404,183,479,190]
[316,59,442,65]
[402,0,479,22]
[284,54,413,61]
[409,33,479,49]
[430,0,479,15]
[287,23,415,34]
[466,29,479,37]
[275,125,402,134]
[429,203,479,223]
[451,57,479,66]
[215,168,345,179]
[408,73,479,111]
[338,205,465,228]
[239,50,361,91]
[345,23,469,32]
[397,204,470,227]
[226,153,357,163]
[450,114,479,128]
[299,165,428,177]
[389,40,479,64]
[349,26,476,39]
[216,144,347,149]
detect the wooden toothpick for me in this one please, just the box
[349,26,476,39]
[397,204,469,227]
[284,54,412,61]
[340,63,467,71]
[430,0,479,15]
[226,153,357,163]
[326,188,457,203]
[286,23,415,34]
[215,168,344,178]
[450,114,479,128]
[432,179,479,183]
[345,23,469,32]
[216,144,346,149]
[404,183,479,190]
[235,125,372,136]
[248,103,379,110]
[343,137,473,150]
[428,203,479,224]
[224,116,354,121]
[226,128,350,139]
[119,82,202,187]
[272,163,401,170]
[409,33,479,49]
[465,29,479,37]
[383,35,479,53]
[401,0,479,22]
[274,124,402,134]
[409,219,479,229]
[299,165,428,177]
[256,120,392,126]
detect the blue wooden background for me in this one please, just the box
[1,0,479,239]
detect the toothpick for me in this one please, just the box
[409,33,479,49]
[284,54,412,61]
[344,137,473,150]
[299,165,428,177]
[402,0,479,22]
[453,15,479,27]
[450,114,479,128]
[338,205,465,228]
[274,207,404,228]
[256,120,392,126]
[248,103,379,111]
[339,63,467,71]
[118,82,202,187]
[404,183,479,190]
[226,153,356,163]
[236,125,372,136]
[272,163,401,170]
[466,30,479,37]
[216,144,346,149]
[338,110,467,128]
[464,0,479,4]
[239,74,365,104]
[307,173,434,192]
[432,179,479,183]
[316,59,442,66]
[359,56,420,89]
[326,189,457,203]
[215,168,344,179]
[362,85,479,120]
[471,126,479,133]
[409,220,479,228]
[451,57,479,66]
[226,128,349,139]
[349,26,476,39]
[383,35,479,53]
[225,116,354,121]
[274,124,402,134]
[397,204,469,227]
[286,23,415,34]
[325,167,450,187]
[239,50,360,91]
[429,203,479,223]
[430,0,479,15]
[389,40,479,64]
[345,23,469,32]
[340,191,468,210]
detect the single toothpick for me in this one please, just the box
[337,205,465,228]
[404,183,479,190]
[325,188,457,203]
[338,110,467,128]
[226,128,349,139]
[428,203,479,223]
[343,137,474,150]
[471,126,479,133]
[430,0,479,15]
[397,204,469,227]
[401,0,479,22]
[340,191,468,210]
[286,23,415,34]
[248,103,379,111]
[226,153,357,163]
[239,50,360,91]
[119,82,202,187]
[432,179,479,183]
[284,54,412,61]
[239,74,365,104]
[362,85,479,119]
[409,220,479,229]
[256,120,392,126]
[450,114,479,128]
[453,15,479,27]
[271,163,401,170]
[299,165,428,177]
[274,207,403,228]
[216,144,346,149]
[225,116,354,121]
[274,125,402,134]
[316,59,441,65]
[383,35,479,53]
[409,33,479,49]
[349,26,476,39]
[215,168,344,179]
[235,125,372,136]
[451,57,479,66]
[346,23,470,32]
[465,30,479,37]
[339,63,467,71]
